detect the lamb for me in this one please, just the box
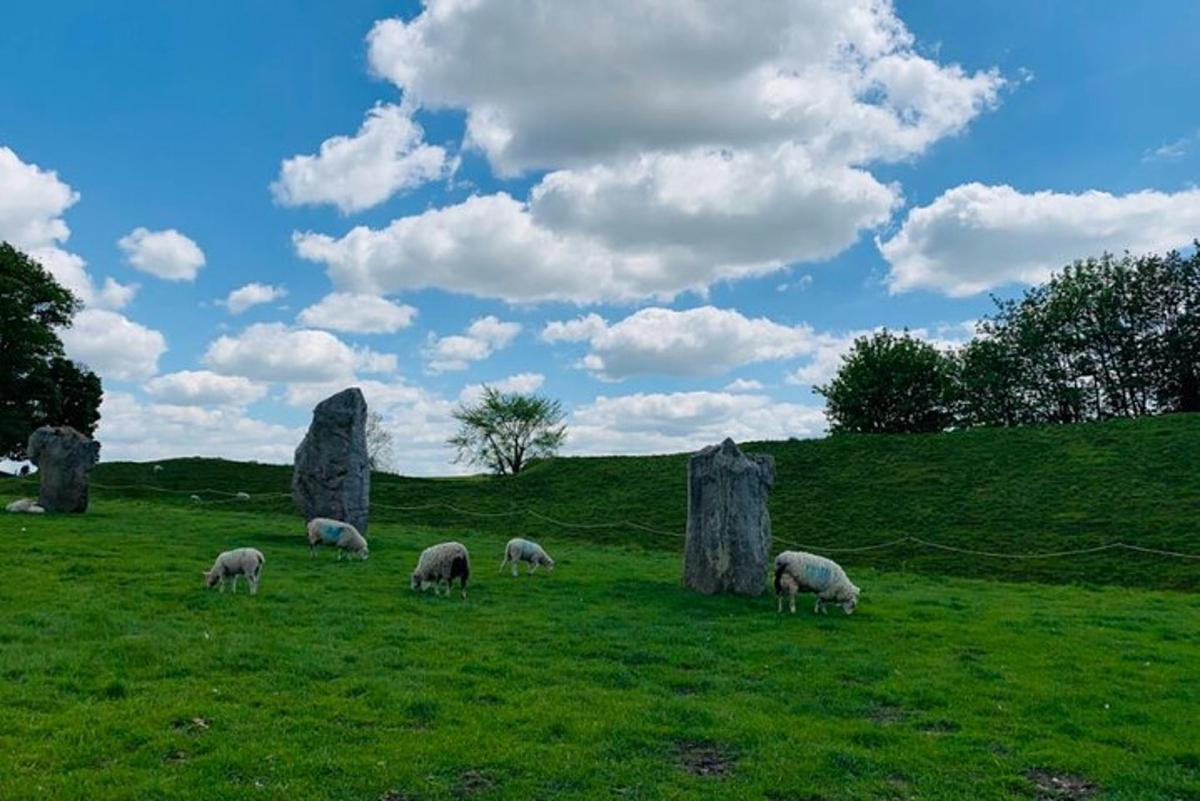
[203,547,265,594]
[306,517,369,560]
[499,537,555,576]
[411,541,470,598]
[6,498,44,514]
[236,491,250,500]
[773,551,861,615]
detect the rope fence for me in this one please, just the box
[6,477,1200,561]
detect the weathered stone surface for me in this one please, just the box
[683,438,774,595]
[27,426,100,513]
[291,387,370,534]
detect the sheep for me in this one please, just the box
[411,541,470,598]
[6,498,44,514]
[306,517,369,560]
[203,547,265,594]
[499,537,555,576]
[190,494,202,502]
[153,465,164,473]
[235,492,250,500]
[773,551,861,615]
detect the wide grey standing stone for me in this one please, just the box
[292,387,371,534]
[27,426,101,513]
[683,438,775,596]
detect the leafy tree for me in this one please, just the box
[0,242,103,459]
[448,386,567,475]
[365,410,395,473]
[817,330,957,434]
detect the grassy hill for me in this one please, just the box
[49,413,1200,590]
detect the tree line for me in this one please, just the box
[819,244,1200,434]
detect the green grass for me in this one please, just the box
[1,499,1198,800]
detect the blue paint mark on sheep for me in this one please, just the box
[320,525,342,544]
[804,563,831,582]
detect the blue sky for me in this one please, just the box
[2,1,1198,473]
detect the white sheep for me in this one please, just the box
[773,551,861,615]
[204,547,265,594]
[411,541,470,598]
[6,498,44,514]
[236,492,250,500]
[190,494,201,502]
[153,465,164,473]
[306,517,369,560]
[499,537,555,576]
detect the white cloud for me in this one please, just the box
[541,313,607,343]
[203,323,396,383]
[144,370,267,407]
[0,146,135,309]
[725,378,765,392]
[271,103,453,213]
[222,283,287,314]
[880,183,1200,296]
[545,305,820,381]
[458,372,545,404]
[118,227,206,281]
[60,309,167,381]
[567,391,826,456]
[424,315,521,373]
[1142,129,1198,162]
[96,392,302,464]
[367,1,1001,174]
[297,292,417,334]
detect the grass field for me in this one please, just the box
[2,417,1199,799]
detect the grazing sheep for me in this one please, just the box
[204,547,265,595]
[236,491,250,500]
[153,465,164,473]
[773,551,860,615]
[411,541,470,598]
[306,517,369,560]
[190,494,201,502]
[6,498,44,514]
[499,537,555,576]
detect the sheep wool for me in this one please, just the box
[204,547,265,595]
[306,517,369,560]
[6,498,45,514]
[412,541,470,598]
[499,537,555,576]
[773,551,861,615]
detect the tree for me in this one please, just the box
[365,410,395,472]
[0,242,103,459]
[448,386,567,475]
[817,330,957,434]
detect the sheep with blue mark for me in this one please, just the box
[773,551,860,615]
[306,517,369,560]
[499,537,555,576]
[204,547,265,594]
[411,541,470,598]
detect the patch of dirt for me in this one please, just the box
[456,769,496,797]
[764,792,825,801]
[1026,769,1099,800]
[172,716,211,735]
[675,741,736,777]
[163,749,189,764]
[920,719,961,734]
[378,792,415,801]
[869,704,908,725]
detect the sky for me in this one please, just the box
[2,0,1198,474]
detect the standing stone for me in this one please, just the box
[27,426,101,513]
[683,438,775,596]
[292,387,370,534]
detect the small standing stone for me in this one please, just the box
[683,438,775,595]
[291,387,370,534]
[27,426,101,513]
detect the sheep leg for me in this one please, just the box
[231,575,239,594]
[776,595,782,613]
[530,562,539,574]
[789,590,796,614]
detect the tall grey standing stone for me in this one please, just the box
[27,426,101,513]
[292,387,371,534]
[683,438,775,596]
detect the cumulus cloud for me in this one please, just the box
[880,183,1200,296]
[424,315,521,373]
[118,227,206,281]
[222,283,287,314]
[541,313,608,343]
[544,306,821,380]
[567,391,826,456]
[297,292,417,334]
[144,370,267,407]
[0,146,135,309]
[725,378,765,392]
[60,308,167,380]
[203,323,396,383]
[458,372,545,404]
[271,103,453,213]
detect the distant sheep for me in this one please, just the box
[204,547,265,594]
[411,541,470,598]
[190,494,201,502]
[236,492,250,500]
[6,498,44,514]
[773,551,861,615]
[153,465,164,473]
[499,537,555,576]
[306,517,369,560]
